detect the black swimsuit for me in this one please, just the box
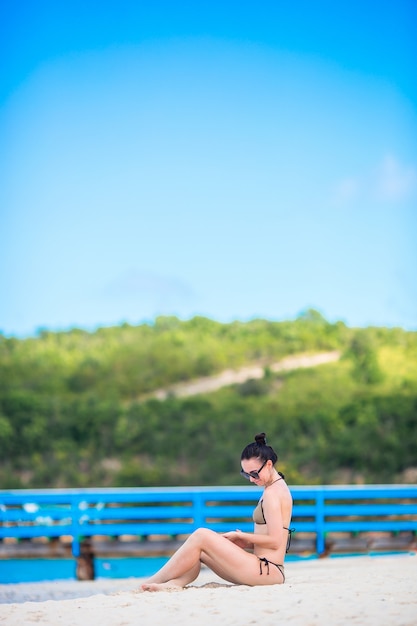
[253,484,294,583]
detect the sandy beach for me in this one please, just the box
[0,554,416,625]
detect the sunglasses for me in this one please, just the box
[240,459,268,481]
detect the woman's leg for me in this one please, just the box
[140,527,283,591]
[141,530,206,590]
[141,561,201,591]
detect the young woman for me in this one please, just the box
[141,433,293,591]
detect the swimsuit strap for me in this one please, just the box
[258,557,285,583]
[283,527,295,552]
[276,563,285,583]
[259,557,270,575]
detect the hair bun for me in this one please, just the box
[254,432,267,446]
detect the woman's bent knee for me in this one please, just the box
[194,528,216,538]
[191,528,217,543]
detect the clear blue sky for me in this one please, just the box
[1,0,416,337]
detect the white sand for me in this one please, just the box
[0,554,416,625]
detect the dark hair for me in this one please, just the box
[241,432,278,465]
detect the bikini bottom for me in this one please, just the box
[258,557,285,583]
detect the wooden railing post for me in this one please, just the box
[192,491,205,529]
[71,493,81,557]
[316,488,326,555]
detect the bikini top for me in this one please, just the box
[252,474,283,524]
[253,499,294,552]
[253,499,267,525]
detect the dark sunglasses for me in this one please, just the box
[240,459,268,480]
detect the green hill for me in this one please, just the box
[0,311,416,488]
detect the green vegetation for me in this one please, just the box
[0,311,416,488]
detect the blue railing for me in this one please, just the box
[1,485,416,556]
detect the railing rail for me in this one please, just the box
[1,485,416,556]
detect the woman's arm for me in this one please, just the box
[223,529,279,550]
[222,530,254,549]
[223,493,285,551]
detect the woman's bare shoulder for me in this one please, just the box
[264,481,292,508]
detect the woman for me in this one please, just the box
[141,433,293,591]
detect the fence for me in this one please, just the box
[1,485,416,557]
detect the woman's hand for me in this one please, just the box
[222,529,250,549]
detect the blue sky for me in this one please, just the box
[1,1,416,337]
